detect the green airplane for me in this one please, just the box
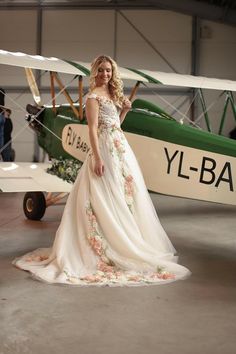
[0,49,236,220]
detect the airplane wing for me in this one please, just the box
[0,49,148,82]
[0,162,72,193]
[69,60,150,82]
[1,49,236,91]
[128,68,236,91]
[0,49,86,76]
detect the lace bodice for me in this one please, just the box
[86,93,121,131]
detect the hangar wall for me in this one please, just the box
[0,9,235,161]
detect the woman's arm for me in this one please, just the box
[119,97,132,124]
[85,98,104,177]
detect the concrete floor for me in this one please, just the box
[0,192,236,354]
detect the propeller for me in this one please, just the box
[25,68,42,106]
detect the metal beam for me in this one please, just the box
[190,16,201,122]
[113,10,118,61]
[118,10,178,73]
[146,0,236,27]
[1,0,236,26]
[191,16,200,77]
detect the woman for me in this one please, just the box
[13,55,190,286]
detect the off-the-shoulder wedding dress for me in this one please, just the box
[13,93,190,286]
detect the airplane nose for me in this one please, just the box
[25,104,44,132]
[26,104,41,115]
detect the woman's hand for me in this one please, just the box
[94,158,105,177]
[122,97,132,112]
[119,97,132,124]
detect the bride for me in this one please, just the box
[13,55,190,286]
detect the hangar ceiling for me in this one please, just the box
[1,0,236,26]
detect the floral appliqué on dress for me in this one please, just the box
[109,129,135,212]
[73,201,175,285]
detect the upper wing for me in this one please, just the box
[0,49,85,76]
[68,60,149,82]
[0,162,72,193]
[0,49,147,82]
[1,48,236,90]
[128,68,236,92]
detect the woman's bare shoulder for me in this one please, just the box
[86,92,101,107]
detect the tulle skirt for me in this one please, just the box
[13,127,191,286]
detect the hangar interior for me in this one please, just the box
[0,0,236,161]
[0,2,236,354]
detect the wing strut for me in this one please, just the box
[51,72,80,119]
[50,71,56,114]
[24,68,41,106]
[78,75,83,120]
[129,81,141,101]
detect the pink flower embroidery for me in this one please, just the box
[26,255,48,262]
[82,204,176,285]
[111,135,126,158]
[128,275,142,282]
[81,274,102,283]
[125,175,133,183]
[114,139,120,148]
[151,272,175,280]
[97,260,114,273]
[122,169,135,212]
[86,202,111,263]
[88,236,103,256]
[124,175,134,196]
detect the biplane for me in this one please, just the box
[0,49,236,220]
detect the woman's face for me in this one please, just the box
[95,61,112,86]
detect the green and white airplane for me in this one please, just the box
[0,49,236,220]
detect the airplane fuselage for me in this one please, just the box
[36,99,236,205]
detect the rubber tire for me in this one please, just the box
[23,192,46,220]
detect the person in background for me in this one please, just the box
[0,109,5,160]
[2,108,13,162]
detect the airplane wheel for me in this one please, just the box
[23,192,46,220]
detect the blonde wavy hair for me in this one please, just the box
[89,55,124,107]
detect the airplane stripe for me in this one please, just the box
[63,60,91,76]
[126,68,163,84]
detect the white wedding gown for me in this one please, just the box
[13,93,190,286]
